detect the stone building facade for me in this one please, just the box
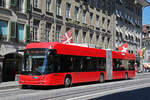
[142,25,150,65]
[115,0,149,56]
[0,0,149,82]
[29,0,114,49]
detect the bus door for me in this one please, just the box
[75,57,85,83]
[106,50,112,80]
[75,57,89,83]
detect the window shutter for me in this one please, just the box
[10,21,17,39]
[26,25,30,42]
[10,0,17,6]
[25,0,31,12]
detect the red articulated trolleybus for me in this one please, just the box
[19,42,136,88]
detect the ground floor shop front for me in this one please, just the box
[0,44,24,83]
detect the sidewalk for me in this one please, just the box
[0,81,19,90]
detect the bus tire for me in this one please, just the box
[99,74,105,83]
[64,76,72,87]
[125,73,128,80]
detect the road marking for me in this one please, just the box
[67,82,150,100]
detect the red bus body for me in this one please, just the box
[19,42,136,86]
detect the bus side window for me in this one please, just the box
[113,59,118,71]
[59,55,73,72]
[74,56,81,72]
[97,58,106,71]
[53,55,61,72]
[128,60,135,70]
[80,57,84,72]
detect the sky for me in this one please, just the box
[142,0,150,25]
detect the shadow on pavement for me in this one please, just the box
[90,87,150,100]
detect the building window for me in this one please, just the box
[88,0,94,7]
[44,23,51,42]
[46,0,51,11]
[96,35,99,45]
[96,15,99,27]
[89,13,93,25]
[18,0,24,12]
[102,37,105,47]
[56,25,61,42]
[56,0,61,15]
[33,0,38,8]
[0,20,8,41]
[74,30,78,43]
[120,0,123,4]
[17,24,24,42]
[82,10,86,23]
[90,33,93,44]
[32,20,39,42]
[32,27,38,42]
[74,6,79,21]
[82,32,86,43]
[0,0,6,7]
[107,19,110,28]
[66,3,71,18]
[66,27,70,32]
[95,0,100,9]
[102,17,105,25]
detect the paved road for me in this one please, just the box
[0,73,150,100]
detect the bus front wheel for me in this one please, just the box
[64,77,72,87]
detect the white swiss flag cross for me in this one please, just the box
[60,30,73,44]
[118,43,128,53]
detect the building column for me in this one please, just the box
[86,31,90,44]
[108,37,113,49]
[71,27,75,43]
[78,29,83,44]
[92,32,97,46]
[49,23,55,42]
[99,35,103,48]
[104,37,108,49]
[38,20,45,41]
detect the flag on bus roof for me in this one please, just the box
[60,30,73,44]
[118,43,128,53]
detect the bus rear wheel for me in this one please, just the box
[64,77,72,87]
[21,85,29,89]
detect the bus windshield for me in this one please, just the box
[21,48,54,75]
